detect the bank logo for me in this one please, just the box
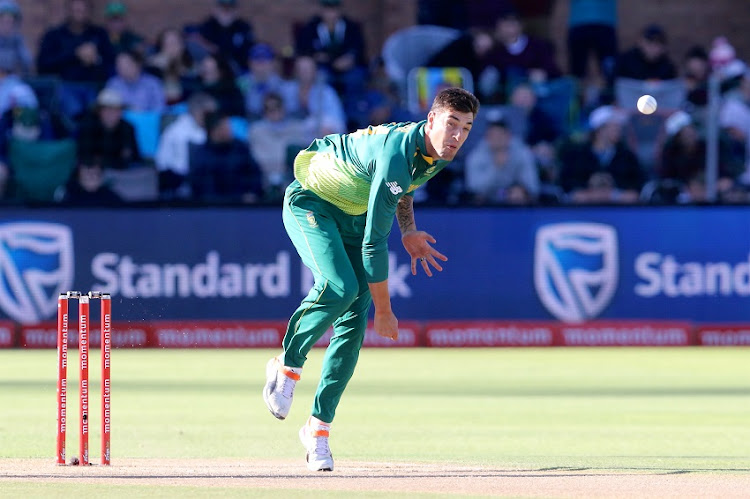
[0,223,74,324]
[534,223,618,322]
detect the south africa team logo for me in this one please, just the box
[0,222,74,324]
[534,223,618,323]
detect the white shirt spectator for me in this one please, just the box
[155,113,206,175]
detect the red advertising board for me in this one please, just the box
[557,321,694,346]
[424,321,556,347]
[151,321,286,348]
[697,325,750,346]
[0,321,14,348]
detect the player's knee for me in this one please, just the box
[326,281,359,312]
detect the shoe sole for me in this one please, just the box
[299,426,334,472]
[263,358,286,420]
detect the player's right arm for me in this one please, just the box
[362,143,412,341]
[368,280,398,340]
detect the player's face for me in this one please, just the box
[425,108,474,161]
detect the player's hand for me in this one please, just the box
[401,230,448,277]
[373,309,398,341]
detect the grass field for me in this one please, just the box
[1,347,749,497]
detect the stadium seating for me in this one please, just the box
[382,25,463,101]
[406,66,474,115]
[9,138,77,202]
[123,110,162,160]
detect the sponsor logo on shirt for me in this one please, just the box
[386,181,403,195]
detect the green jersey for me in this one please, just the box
[293,120,450,283]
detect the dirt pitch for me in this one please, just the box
[2,459,750,497]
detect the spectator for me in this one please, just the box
[77,88,141,170]
[661,110,741,189]
[558,105,645,202]
[196,53,245,116]
[146,27,199,105]
[236,42,286,120]
[295,0,367,120]
[425,29,495,90]
[0,53,37,116]
[188,110,263,203]
[248,92,312,198]
[681,45,710,111]
[105,50,166,112]
[464,118,540,204]
[0,0,32,76]
[349,56,411,129]
[197,0,254,75]
[719,68,750,181]
[37,0,115,118]
[507,83,561,186]
[677,173,707,204]
[155,92,217,198]
[103,1,146,56]
[507,82,561,146]
[280,55,346,135]
[480,7,562,103]
[615,24,677,81]
[505,182,534,204]
[57,158,123,206]
[567,0,618,83]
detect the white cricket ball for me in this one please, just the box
[637,95,657,115]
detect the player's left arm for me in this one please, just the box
[397,195,448,277]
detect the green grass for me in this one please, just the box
[1,347,750,496]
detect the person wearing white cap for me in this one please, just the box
[77,87,141,170]
[558,104,646,203]
[719,69,750,185]
[660,110,742,189]
[0,50,36,115]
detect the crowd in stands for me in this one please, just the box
[1,0,749,206]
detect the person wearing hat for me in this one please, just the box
[660,110,742,189]
[103,1,146,56]
[558,105,645,203]
[0,50,36,116]
[77,88,141,170]
[197,0,255,76]
[0,0,31,76]
[614,23,677,81]
[294,0,367,122]
[236,42,287,120]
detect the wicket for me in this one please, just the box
[56,291,112,466]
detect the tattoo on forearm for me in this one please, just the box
[397,197,416,234]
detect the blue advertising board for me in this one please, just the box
[1,206,750,324]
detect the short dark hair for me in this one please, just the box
[430,87,480,117]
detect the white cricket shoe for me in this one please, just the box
[299,418,334,472]
[262,356,301,420]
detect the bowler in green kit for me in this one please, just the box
[263,87,480,471]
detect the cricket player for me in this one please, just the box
[263,87,479,471]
